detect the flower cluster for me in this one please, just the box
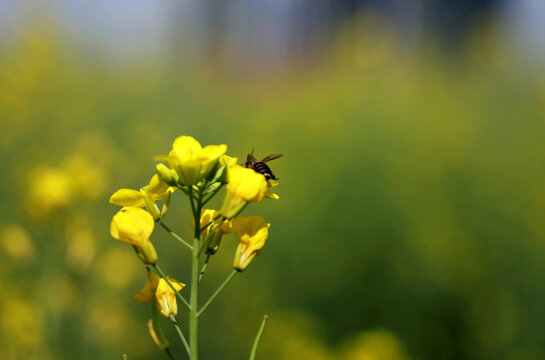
[108,135,280,358]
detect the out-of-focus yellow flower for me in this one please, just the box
[109,174,175,220]
[65,226,96,274]
[2,297,44,347]
[341,329,410,360]
[61,154,106,199]
[134,272,186,318]
[25,154,107,217]
[97,248,139,288]
[0,224,35,263]
[258,310,334,360]
[26,165,73,217]
[220,165,268,218]
[47,276,77,314]
[194,209,233,254]
[110,207,157,264]
[266,179,280,199]
[231,216,270,271]
[86,298,128,346]
[167,135,226,186]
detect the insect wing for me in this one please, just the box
[261,154,283,163]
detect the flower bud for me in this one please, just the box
[156,163,179,187]
[205,231,223,255]
[143,193,161,222]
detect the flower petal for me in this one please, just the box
[146,174,170,200]
[110,189,146,207]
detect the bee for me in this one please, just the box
[243,150,283,180]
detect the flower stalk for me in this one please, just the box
[189,189,201,359]
[199,254,212,283]
[170,314,191,358]
[158,221,192,251]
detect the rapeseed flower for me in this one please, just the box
[220,165,268,218]
[109,174,175,220]
[134,272,185,318]
[110,207,157,264]
[231,216,270,271]
[167,135,226,186]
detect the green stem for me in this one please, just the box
[189,188,197,219]
[188,186,202,360]
[158,221,192,251]
[199,254,211,283]
[169,314,191,358]
[249,315,269,360]
[197,270,237,318]
[152,264,191,312]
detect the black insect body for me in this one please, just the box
[243,151,283,180]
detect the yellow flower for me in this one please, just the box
[231,216,270,271]
[109,174,175,220]
[220,165,268,218]
[219,155,238,169]
[265,179,280,199]
[167,136,227,186]
[195,209,232,254]
[134,272,185,318]
[110,207,157,264]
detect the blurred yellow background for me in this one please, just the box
[1,2,545,359]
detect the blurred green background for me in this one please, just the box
[2,2,545,359]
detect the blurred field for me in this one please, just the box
[1,14,545,360]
